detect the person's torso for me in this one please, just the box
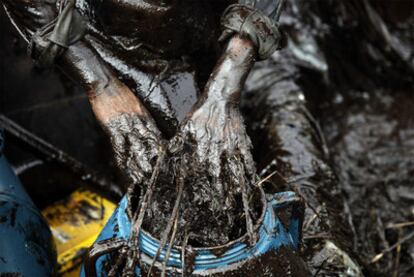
[77,0,235,136]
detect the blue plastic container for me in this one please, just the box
[0,131,57,276]
[82,187,304,276]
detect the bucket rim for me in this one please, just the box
[125,186,268,252]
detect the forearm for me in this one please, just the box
[61,41,163,188]
[60,41,153,125]
[203,35,256,103]
[201,0,285,104]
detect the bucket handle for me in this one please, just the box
[84,238,127,277]
[270,191,305,248]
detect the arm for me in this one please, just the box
[198,36,256,106]
[2,0,164,188]
[164,3,285,245]
[61,42,152,124]
[165,36,259,245]
[187,0,284,119]
[63,42,164,188]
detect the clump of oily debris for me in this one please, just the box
[100,73,262,248]
[142,94,262,247]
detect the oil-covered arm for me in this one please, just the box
[1,0,164,189]
[164,2,286,244]
[62,42,164,188]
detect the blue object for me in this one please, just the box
[0,131,57,276]
[82,187,304,276]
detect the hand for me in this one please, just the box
[169,36,257,193]
[104,112,163,188]
[166,94,257,245]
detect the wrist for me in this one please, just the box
[205,35,255,102]
[219,4,284,60]
[225,35,256,65]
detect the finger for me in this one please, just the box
[110,131,146,185]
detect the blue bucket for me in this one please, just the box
[0,130,57,276]
[82,187,304,276]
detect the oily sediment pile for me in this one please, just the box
[142,91,261,247]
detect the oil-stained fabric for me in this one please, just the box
[242,0,414,275]
[220,4,283,60]
[29,0,86,67]
[242,49,363,275]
